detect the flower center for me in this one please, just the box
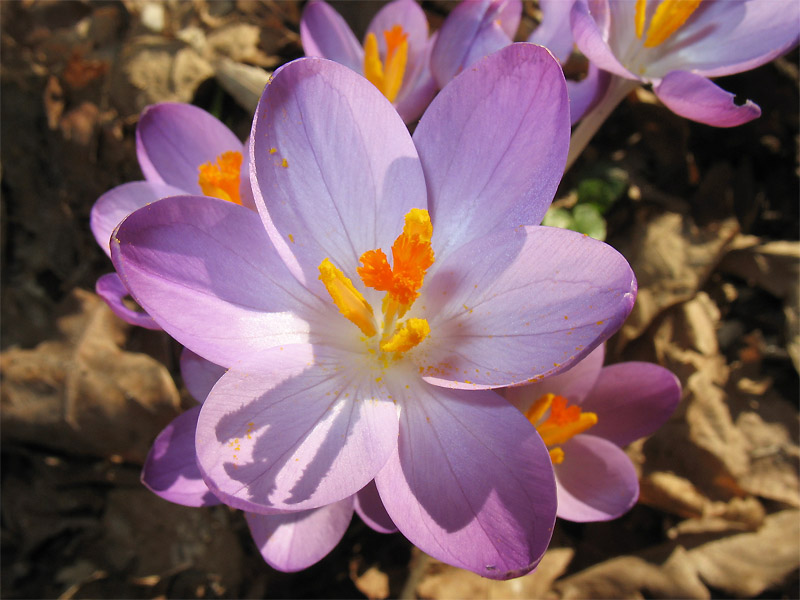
[198,150,243,204]
[635,0,702,47]
[363,25,409,103]
[318,208,433,358]
[526,393,598,464]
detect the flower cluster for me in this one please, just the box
[88,0,795,582]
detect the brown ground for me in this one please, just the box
[2,2,798,598]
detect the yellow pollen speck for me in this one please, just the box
[280,158,289,168]
[198,150,243,205]
[288,233,295,243]
[269,147,277,154]
[596,320,604,325]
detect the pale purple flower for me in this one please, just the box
[143,349,395,571]
[566,0,800,167]
[430,0,605,124]
[90,103,254,328]
[111,45,637,578]
[505,345,681,522]
[300,0,437,123]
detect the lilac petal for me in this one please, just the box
[179,348,227,404]
[570,0,639,81]
[91,181,185,257]
[367,0,430,81]
[505,344,605,412]
[650,0,800,79]
[528,0,576,63]
[250,57,427,286]
[136,103,244,194]
[95,272,161,330]
[418,226,636,389]
[580,362,681,447]
[654,70,760,127]
[246,497,354,572]
[239,136,257,211]
[394,33,438,123]
[430,0,520,89]
[375,383,556,580]
[555,434,639,522]
[355,480,397,534]
[414,44,569,259]
[111,195,320,370]
[567,63,611,124]
[300,1,363,72]
[141,406,222,507]
[195,345,400,513]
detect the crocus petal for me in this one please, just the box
[580,362,681,447]
[141,406,222,507]
[394,32,439,123]
[528,0,575,63]
[95,272,161,330]
[430,0,520,89]
[554,434,639,522]
[250,57,427,287]
[355,480,397,534]
[375,383,556,580]
[505,344,605,412]
[367,0,430,80]
[111,195,321,370]
[246,497,354,572]
[414,43,569,259]
[136,103,245,194]
[196,345,400,513]
[567,63,611,124]
[650,0,800,79]
[91,181,184,257]
[570,0,640,81]
[417,226,636,389]
[654,70,760,127]
[180,348,227,404]
[300,1,364,72]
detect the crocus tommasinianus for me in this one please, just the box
[111,44,638,579]
[300,0,437,123]
[90,103,254,328]
[567,0,800,167]
[430,0,605,124]
[505,344,681,522]
[142,349,397,571]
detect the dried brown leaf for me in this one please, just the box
[1,289,180,462]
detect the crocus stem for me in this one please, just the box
[566,75,638,172]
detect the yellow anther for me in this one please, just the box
[380,318,430,354]
[318,258,376,337]
[363,25,409,102]
[198,150,243,205]
[643,0,702,47]
[634,0,647,38]
[527,394,598,461]
[548,447,565,465]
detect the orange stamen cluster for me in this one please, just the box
[363,25,409,102]
[357,208,434,314]
[198,150,243,205]
[635,0,703,48]
[526,393,598,464]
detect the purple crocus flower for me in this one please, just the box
[430,0,605,124]
[90,103,254,328]
[567,0,800,167]
[505,345,681,522]
[300,0,437,123]
[111,45,637,579]
[143,349,396,571]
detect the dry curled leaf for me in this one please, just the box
[1,289,180,463]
